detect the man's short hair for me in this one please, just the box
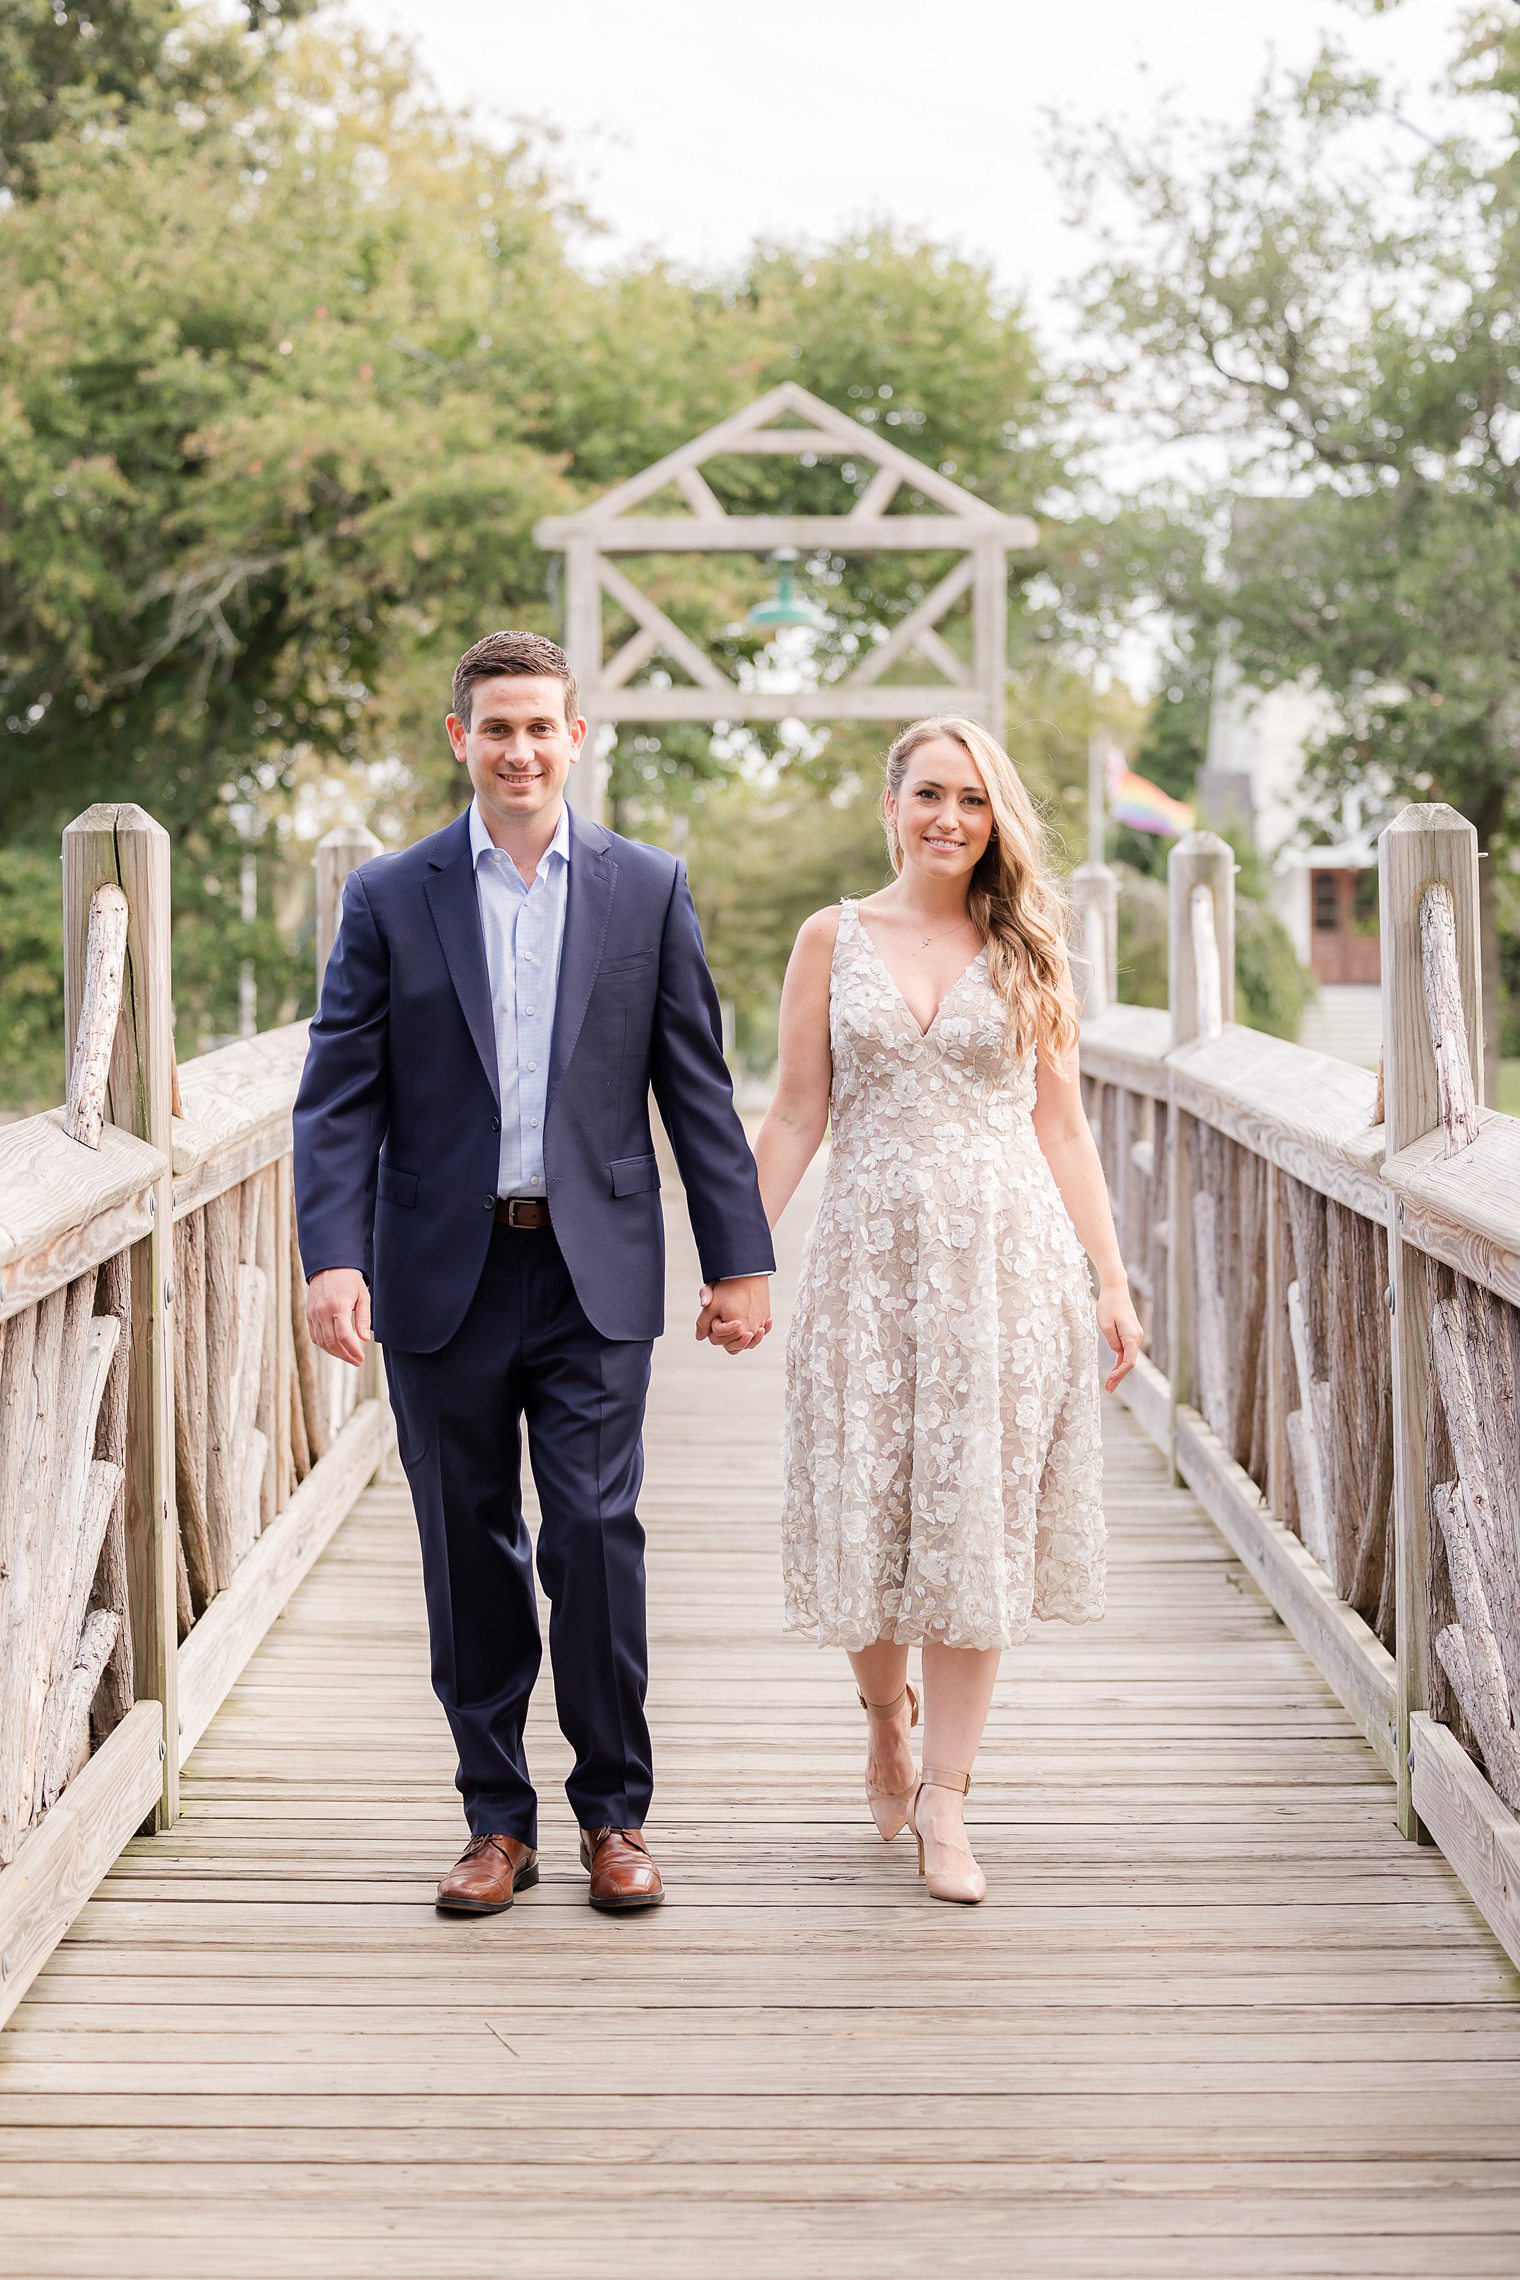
[451,630,580,727]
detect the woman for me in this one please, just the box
[748,715,1141,1905]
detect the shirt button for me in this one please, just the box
[529,1117,539,1129]
[526,1063,537,1074]
[524,1006,536,1017]
[524,951,535,963]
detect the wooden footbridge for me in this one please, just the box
[2,802,1520,2277]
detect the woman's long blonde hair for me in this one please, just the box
[883,715,1077,1063]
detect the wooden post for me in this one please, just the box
[972,539,1008,747]
[314,824,382,985]
[1169,832,1236,1050]
[1166,833,1236,1470]
[564,538,608,824]
[62,806,177,1828]
[1070,860,1118,1021]
[313,823,384,1410]
[1380,803,1483,1841]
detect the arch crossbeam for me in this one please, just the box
[533,383,1035,812]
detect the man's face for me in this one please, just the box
[446,673,585,829]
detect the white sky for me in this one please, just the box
[344,0,1475,330]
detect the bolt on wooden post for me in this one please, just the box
[1165,833,1236,1474]
[1379,804,1484,1842]
[61,805,178,1828]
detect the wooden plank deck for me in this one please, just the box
[4,1182,1520,2278]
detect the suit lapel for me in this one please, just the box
[549,806,617,1108]
[423,810,500,1108]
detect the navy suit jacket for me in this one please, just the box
[292,804,774,1351]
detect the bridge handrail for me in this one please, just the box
[1078,808,1520,1976]
[0,807,386,2029]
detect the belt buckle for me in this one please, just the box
[505,1197,539,1228]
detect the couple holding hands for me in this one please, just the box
[293,629,1140,1919]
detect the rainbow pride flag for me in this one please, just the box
[1102,740,1194,839]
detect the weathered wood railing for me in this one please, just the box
[1079,804,1520,1971]
[0,804,388,2025]
[5,793,1516,2020]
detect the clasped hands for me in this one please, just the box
[695,1274,771,1357]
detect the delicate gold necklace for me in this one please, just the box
[864,901,976,952]
[905,915,975,951]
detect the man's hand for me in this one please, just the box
[695,1275,772,1355]
[307,1268,372,1366]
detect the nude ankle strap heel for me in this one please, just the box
[858,1682,919,1842]
[909,1767,986,1905]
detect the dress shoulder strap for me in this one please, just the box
[827,897,861,983]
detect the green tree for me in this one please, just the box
[683,776,891,1068]
[0,848,66,1109]
[1,18,581,1046]
[0,1,323,202]
[1061,7,1520,1079]
[0,26,575,848]
[0,6,1084,1089]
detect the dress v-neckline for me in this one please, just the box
[850,902,987,1041]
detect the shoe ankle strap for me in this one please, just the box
[918,1765,972,1796]
[856,1681,920,1727]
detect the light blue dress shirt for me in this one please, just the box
[470,797,570,1198]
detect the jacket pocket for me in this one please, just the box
[603,949,656,973]
[609,1153,661,1197]
[377,1164,418,1209]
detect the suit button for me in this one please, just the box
[491,1116,501,1132]
[483,1194,495,1211]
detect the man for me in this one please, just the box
[293,630,773,1915]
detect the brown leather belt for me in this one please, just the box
[495,1197,551,1229]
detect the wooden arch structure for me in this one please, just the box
[533,381,1037,818]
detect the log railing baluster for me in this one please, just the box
[62,806,177,1829]
[1380,803,1483,1840]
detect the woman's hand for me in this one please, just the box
[1098,1278,1143,1393]
[696,1278,772,1354]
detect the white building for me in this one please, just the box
[1199,654,1383,1067]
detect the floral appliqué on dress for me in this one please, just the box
[780,900,1105,1651]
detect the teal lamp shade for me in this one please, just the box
[745,557,829,634]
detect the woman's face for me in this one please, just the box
[887,736,995,884]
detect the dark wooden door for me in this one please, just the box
[1309,867,1381,985]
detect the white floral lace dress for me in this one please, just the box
[780,899,1105,1652]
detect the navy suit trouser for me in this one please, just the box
[383,1222,654,1845]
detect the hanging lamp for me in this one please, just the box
[745,550,829,635]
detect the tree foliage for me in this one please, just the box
[0,15,1065,845]
[0,6,1077,1067]
[0,0,1349,1090]
[1061,6,1520,1059]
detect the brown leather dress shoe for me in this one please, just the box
[436,1833,539,1915]
[579,1826,665,1912]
